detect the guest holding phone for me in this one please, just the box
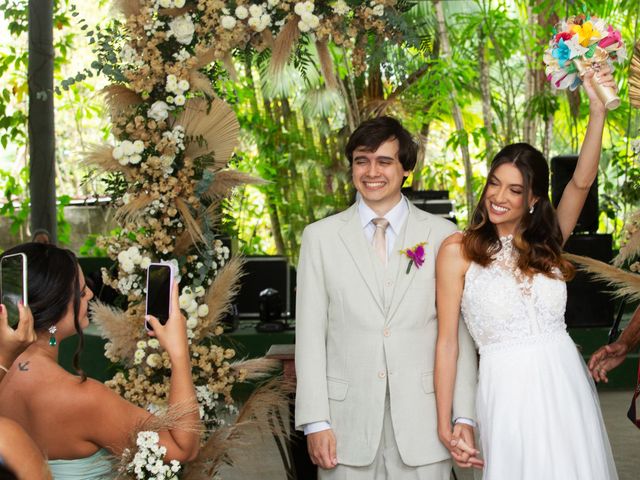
[0,243,200,479]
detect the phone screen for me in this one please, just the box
[1,253,27,329]
[146,264,171,326]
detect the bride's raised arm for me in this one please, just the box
[556,67,616,243]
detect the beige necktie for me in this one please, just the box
[372,217,390,266]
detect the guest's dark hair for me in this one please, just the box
[462,143,574,280]
[345,116,418,171]
[0,243,86,380]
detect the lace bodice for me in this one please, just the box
[460,235,567,349]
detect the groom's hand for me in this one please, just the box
[450,424,484,469]
[307,429,338,469]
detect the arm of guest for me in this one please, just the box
[0,303,37,383]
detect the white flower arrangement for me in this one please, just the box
[235,5,249,20]
[220,15,237,30]
[113,140,145,166]
[295,1,320,32]
[124,431,181,480]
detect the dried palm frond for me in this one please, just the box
[90,301,141,363]
[315,38,338,90]
[101,85,142,117]
[204,170,267,199]
[613,209,640,266]
[115,193,155,223]
[113,0,141,18]
[158,5,192,17]
[83,144,119,170]
[565,253,640,302]
[188,71,215,98]
[115,401,202,479]
[221,54,238,82]
[182,378,295,480]
[177,98,240,167]
[231,357,282,382]
[194,257,244,339]
[175,197,206,246]
[630,41,640,108]
[269,18,300,76]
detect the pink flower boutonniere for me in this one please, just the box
[400,242,427,274]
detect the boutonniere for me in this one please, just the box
[399,242,427,274]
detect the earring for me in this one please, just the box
[48,325,57,347]
[529,204,535,214]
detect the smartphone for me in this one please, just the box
[145,263,173,330]
[0,253,28,329]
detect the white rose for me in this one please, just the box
[166,73,177,86]
[235,5,248,19]
[133,140,145,153]
[169,15,195,45]
[194,286,205,297]
[179,294,193,310]
[294,2,306,15]
[186,317,198,329]
[128,246,141,263]
[140,257,151,269]
[221,15,236,30]
[249,4,263,17]
[268,0,279,7]
[260,14,272,29]
[174,0,185,7]
[177,79,190,92]
[146,353,162,368]
[159,0,171,8]
[148,338,160,349]
[197,304,209,317]
[333,0,349,15]
[248,16,260,30]
[136,340,147,349]
[134,349,146,360]
[121,260,135,273]
[148,101,170,121]
[117,250,130,263]
[122,140,135,156]
[112,145,123,160]
[297,20,310,32]
[186,299,198,314]
[373,4,384,16]
[166,95,175,104]
[174,94,186,106]
[304,13,319,29]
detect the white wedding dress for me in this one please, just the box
[460,235,617,480]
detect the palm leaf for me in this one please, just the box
[565,253,640,301]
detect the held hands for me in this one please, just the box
[588,340,629,383]
[307,429,338,470]
[0,303,37,369]
[439,423,484,469]
[582,64,617,115]
[146,283,189,360]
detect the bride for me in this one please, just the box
[434,66,618,479]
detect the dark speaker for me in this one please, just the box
[550,155,599,233]
[563,234,614,328]
[402,189,456,224]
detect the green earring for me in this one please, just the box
[48,326,57,346]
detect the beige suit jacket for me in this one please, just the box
[295,202,478,467]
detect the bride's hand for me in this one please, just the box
[450,424,484,469]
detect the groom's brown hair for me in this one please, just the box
[345,116,418,171]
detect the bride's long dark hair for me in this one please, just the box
[462,143,574,280]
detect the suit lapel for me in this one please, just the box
[338,205,385,313]
[387,204,432,321]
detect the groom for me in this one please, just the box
[295,116,478,479]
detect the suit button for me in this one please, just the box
[378,371,386,379]
[385,280,393,287]
[383,328,390,337]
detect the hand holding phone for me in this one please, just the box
[145,263,174,331]
[146,282,189,359]
[0,253,28,330]
[0,302,37,368]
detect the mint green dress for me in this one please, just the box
[47,449,115,479]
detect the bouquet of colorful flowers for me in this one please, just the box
[543,13,626,110]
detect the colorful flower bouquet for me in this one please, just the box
[543,14,626,110]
